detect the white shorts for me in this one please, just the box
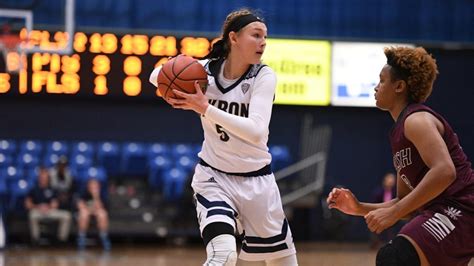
[191,163,297,261]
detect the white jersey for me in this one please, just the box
[149,58,276,173]
[199,58,275,173]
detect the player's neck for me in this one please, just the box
[390,100,410,122]
[223,55,249,79]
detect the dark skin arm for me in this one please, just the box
[365,112,456,233]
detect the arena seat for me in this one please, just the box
[121,142,147,176]
[8,176,32,212]
[97,141,121,176]
[148,143,170,158]
[69,153,94,173]
[2,166,23,187]
[75,166,108,194]
[70,141,95,157]
[0,139,16,155]
[19,140,43,155]
[42,153,62,168]
[45,141,69,156]
[176,155,197,171]
[162,167,188,201]
[0,153,13,170]
[170,143,194,158]
[16,152,40,171]
[148,155,172,189]
[269,145,292,171]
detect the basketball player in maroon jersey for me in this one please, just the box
[327,47,474,266]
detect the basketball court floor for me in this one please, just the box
[3,242,376,266]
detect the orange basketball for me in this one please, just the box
[157,54,208,100]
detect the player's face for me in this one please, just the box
[234,22,267,64]
[374,65,398,110]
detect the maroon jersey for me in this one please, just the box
[390,103,474,211]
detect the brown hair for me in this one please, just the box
[205,8,263,59]
[384,46,439,103]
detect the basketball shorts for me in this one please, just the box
[399,203,474,266]
[191,163,297,261]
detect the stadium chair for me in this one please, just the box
[8,176,32,212]
[16,152,40,171]
[2,166,24,187]
[148,143,170,158]
[0,152,13,170]
[176,155,197,171]
[170,143,194,158]
[70,141,95,157]
[269,145,292,171]
[69,153,93,173]
[26,167,40,184]
[148,155,172,190]
[162,167,188,201]
[0,176,6,195]
[45,140,69,156]
[1,166,25,211]
[96,141,121,176]
[0,139,16,155]
[121,142,147,176]
[42,153,62,168]
[19,140,43,155]
[75,166,108,194]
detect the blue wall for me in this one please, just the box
[1,0,473,43]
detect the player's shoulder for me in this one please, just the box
[247,63,275,79]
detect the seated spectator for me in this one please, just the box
[25,167,71,243]
[76,178,111,251]
[49,156,74,210]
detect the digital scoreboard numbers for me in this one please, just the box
[0,29,214,99]
[0,30,332,106]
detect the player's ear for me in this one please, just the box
[228,31,238,45]
[394,79,407,93]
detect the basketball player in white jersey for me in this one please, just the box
[149,8,297,266]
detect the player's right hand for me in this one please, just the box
[326,187,360,216]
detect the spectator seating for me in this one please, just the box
[0,139,292,205]
[148,155,172,190]
[70,141,95,157]
[269,145,292,171]
[121,142,147,176]
[162,167,187,201]
[97,141,121,176]
[19,140,42,155]
[45,141,69,156]
[16,152,40,171]
[0,152,13,169]
[0,139,16,155]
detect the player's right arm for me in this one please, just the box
[327,185,401,217]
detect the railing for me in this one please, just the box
[275,151,327,205]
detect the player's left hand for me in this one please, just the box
[168,81,209,114]
[364,207,399,234]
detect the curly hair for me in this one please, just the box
[384,47,439,103]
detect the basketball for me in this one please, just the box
[157,54,208,100]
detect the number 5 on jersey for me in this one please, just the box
[215,124,230,142]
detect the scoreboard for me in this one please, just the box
[0,29,217,100]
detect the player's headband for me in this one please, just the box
[226,14,263,34]
[205,14,263,59]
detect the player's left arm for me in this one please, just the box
[183,68,275,144]
[392,111,456,219]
